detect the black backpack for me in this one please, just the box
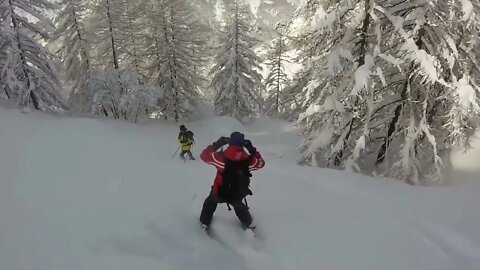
[218,158,253,203]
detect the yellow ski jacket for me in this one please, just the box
[178,133,194,151]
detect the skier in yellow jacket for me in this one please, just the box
[178,125,195,160]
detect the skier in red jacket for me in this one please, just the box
[199,132,265,232]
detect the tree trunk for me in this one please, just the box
[375,28,426,165]
[333,0,372,166]
[9,0,39,110]
[170,7,179,122]
[101,105,109,117]
[109,94,119,118]
[357,0,371,66]
[72,3,90,70]
[193,45,197,78]
[276,36,283,113]
[106,0,119,70]
[30,92,40,109]
[334,120,354,167]
[134,103,141,123]
[161,3,177,122]
[2,85,11,98]
[233,0,239,114]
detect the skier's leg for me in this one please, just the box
[231,200,252,227]
[200,193,219,226]
[187,151,195,160]
[179,150,186,160]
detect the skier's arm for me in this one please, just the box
[244,140,265,171]
[249,152,265,171]
[178,134,187,144]
[200,145,225,169]
[200,137,229,169]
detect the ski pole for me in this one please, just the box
[171,145,181,159]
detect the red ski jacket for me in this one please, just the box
[200,145,265,196]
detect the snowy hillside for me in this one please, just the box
[1,107,480,270]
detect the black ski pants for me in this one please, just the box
[200,192,252,227]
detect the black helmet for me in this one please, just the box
[180,125,186,131]
[229,131,245,146]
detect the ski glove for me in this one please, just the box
[213,136,229,150]
[244,140,257,155]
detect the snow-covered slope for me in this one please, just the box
[1,107,480,270]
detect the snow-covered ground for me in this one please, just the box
[1,106,480,270]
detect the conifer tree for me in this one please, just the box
[211,0,263,121]
[0,0,67,110]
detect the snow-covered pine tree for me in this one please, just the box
[211,0,263,121]
[293,0,480,184]
[112,0,164,121]
[142,0,206,121]
[82,0,124,118]
[53,0,91,112]
[184,0,213,93]
[292,0,380,170]
[264,27,290,116]
[188,1,219,100]
[88,0,147,73]
[372,0,480,183]
[114,0,146,79]
[0,0,67,110]
[87,0,123,70]
[84,0,160,120]
[140,1,166,84]
[88,68,163,122]
[279,68,311,121]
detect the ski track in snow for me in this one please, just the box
[301,167,480,269]
[1,106,480,270]
[102,195,274,270]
